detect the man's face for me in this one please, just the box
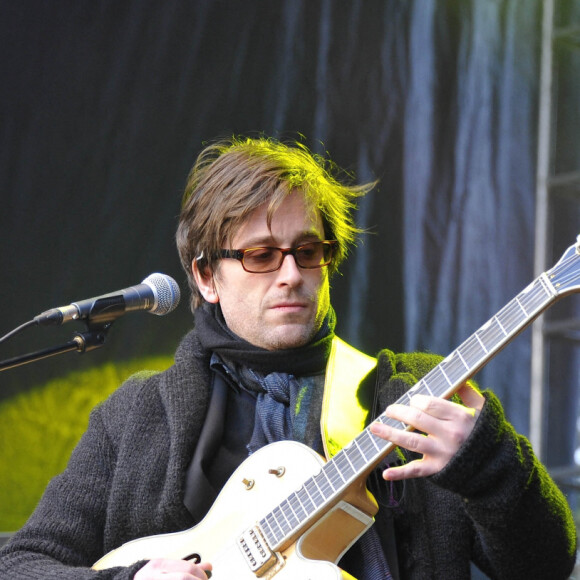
[194,191,331,350]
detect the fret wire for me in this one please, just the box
[488,323,505,344]
[406,383,422,397]
[496,302,524,335]
[334,449,356,479]
[477,318,504,352]
[460,335,486,367]
[406,382,430,398]
[422,365,450,398]
[376,415,391,428]
[265,520,280,546]
[374,415,407,433]
[343,442,364,472]
[296,486,314,514]
[503,281,548,326]
[420,378,434,396]
[281,497,299,529]
[528,284,551,309]
[265,511,282,539]
[360,430,385,463]
[313,477,331,501]
[438,365,452,385]
[353,434,375,462]
[439,351,469,384]
[323,465,338,493]
[304,477,324,506]
[533,276,554,304]
[381,416,397,427]
[354,431,374,455]
[290,492,308,522]
[259,516,273,543]
[487,282,550,347]
[364,429,384,455]
[287,493,304,518]
[313,469,333,498]
[510,297,533,324]
[286,491,304,520]
[414,280,556,408]
[495,314,509,336]
[345,440,366,470]
[271,505,291,534]
[474,332,489,354]
[263,512,281,542]
[515,295,528,317]
[324,460,345,489]
[442,349,470,377]
[456,348,470,370]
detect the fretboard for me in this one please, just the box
[258,272,560,550]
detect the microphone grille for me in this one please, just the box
[142,273,181,315]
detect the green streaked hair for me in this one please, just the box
[176,135,376,311]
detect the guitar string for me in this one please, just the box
[260,249,580,546]
[261,280,553,545]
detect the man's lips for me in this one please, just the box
[270,301,308,311]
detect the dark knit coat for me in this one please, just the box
[0,330,575,579]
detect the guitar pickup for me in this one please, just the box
[237,526,280,576]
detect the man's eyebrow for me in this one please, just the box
[236,230,323,248]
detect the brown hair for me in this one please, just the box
[176,136,374,311]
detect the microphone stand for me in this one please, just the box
[0,326,111,372]
[0,297,125,372]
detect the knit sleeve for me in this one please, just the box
[375,349,576,579]
[430,389,577,579]
[0,383,148,579]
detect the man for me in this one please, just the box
[0,136,576,579]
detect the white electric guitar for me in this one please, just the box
[93,237,580,579]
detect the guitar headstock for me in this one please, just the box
[546,235,580,296]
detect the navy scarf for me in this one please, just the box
[193,303,392,580]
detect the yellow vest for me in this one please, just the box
[321,336,377,460]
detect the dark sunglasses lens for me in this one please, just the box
[242,248,281,272]
[296,242,334,268]
[241,242,334,272]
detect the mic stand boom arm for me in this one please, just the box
[0,326,110,372]
[0,296,126,372]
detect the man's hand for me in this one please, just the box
[134,558,212,579]
[369,383,485,480]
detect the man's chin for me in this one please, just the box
[263,324,316,351]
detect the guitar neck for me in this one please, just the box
[259,270,565,551]
[404,272,558,401]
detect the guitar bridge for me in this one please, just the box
[237,525,280,576]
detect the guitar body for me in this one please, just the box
[93,440,377,579]
[94,237,580,578]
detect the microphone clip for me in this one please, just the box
[35,294,128,327]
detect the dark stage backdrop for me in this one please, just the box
[1,1,579,467]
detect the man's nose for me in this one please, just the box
[276,253,303,284]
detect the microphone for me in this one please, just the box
[34,273,181,326]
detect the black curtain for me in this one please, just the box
[1,0,578,467]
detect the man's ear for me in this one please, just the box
[192,259,220,303]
